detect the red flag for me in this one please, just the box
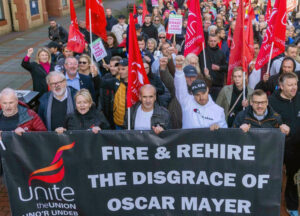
[184,0,205,56]
[142,0,149,23]
[265,0,272,23]
[86,0,107,42]
[227,27,232,47]
[127,13,150,108]
[227,0,254,84]
[133,4,138,24]
[254,0,287,70]
[245,3,255,60]
[67,0,85,53]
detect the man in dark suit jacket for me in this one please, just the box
[64,56,96,101]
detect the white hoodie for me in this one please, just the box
[174,69,228,129]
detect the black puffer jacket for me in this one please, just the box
[64,106,110,130]
[232,105,282,128]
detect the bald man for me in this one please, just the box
[0,88,46,136]
[126,84,171,134]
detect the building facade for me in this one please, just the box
[0,0,83,36]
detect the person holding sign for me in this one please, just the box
[174,55,227,130]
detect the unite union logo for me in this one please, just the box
[28,142,75,186]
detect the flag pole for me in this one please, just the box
[0,140,6,151]
[243,71,246,110]
[202,42,207,69]
[89,8,94,65]
[128,108,131,130]
[266,42,274,74]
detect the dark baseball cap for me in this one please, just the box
[183,65,198,77]
[118,58,128,66]
[191,79,207,94]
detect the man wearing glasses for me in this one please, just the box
[38,71,77,131]
[64,57,96,101]
[232,89,290,135]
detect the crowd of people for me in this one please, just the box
[0,0,300,214]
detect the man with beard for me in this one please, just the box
[48,19,68,45]
[269,72,300,215]
[216,27,230,62]
[199,34,228,100]
[38,71,77,131]
[174,55,227,129]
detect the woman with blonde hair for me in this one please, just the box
[55,89,110,134]
[21,47,55,96]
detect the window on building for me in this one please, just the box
[30,0,39,16]
[62,0,68,7]
[0,0,5,20]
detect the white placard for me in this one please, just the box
[167,14,183,35]
[89,38,107,62]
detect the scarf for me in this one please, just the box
[46,87,74,131]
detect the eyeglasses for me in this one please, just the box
[79,61,88,65]
[159,36,166,39]
[252,101,267,106]
[49,79,65,87]
[154,19,160,22]
[144,67,149,70]
[65,62,78,66]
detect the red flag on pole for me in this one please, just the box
[86,0,107,41]
[184,0,205,56]
[245,3,255,59]
[254,0,287,70]
[227,0,254,84]
[127,13,150,108]
[265,0,272,23]
[142,0,149,23]
[67,0,85,53]
[133,4,138,24]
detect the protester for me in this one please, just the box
[255,57,298,95]
[268,72,300,215]
[233,89,289,134]
[21,47,55,96]
[111,15,128,44]
[269,45,300,76]
[199,34,228,100]
[0,88,47,134]
[64,56,96,101]
[47,41,62,65]
[55,89,110,134]
[48,19,68,45]
[174,55,227,129]
[126,84,171,134]
[216,67,253,127]
[98,56,121,127]
[99,58,128,129]
[142,15,159,41]
[153,16,165,33]
[105,8,118,32]
[38,71,77,131]
[55,45,75,73]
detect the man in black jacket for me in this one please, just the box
[105,8,118,32]
[269,72,300,214]
[48,19,68,45]
[126,84,171,134]
[199,34,228,100]
[233,89,289,134]
[142,15,158,41]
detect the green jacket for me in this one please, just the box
[216,85,253,121]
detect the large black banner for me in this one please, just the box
[1,129,284,216]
